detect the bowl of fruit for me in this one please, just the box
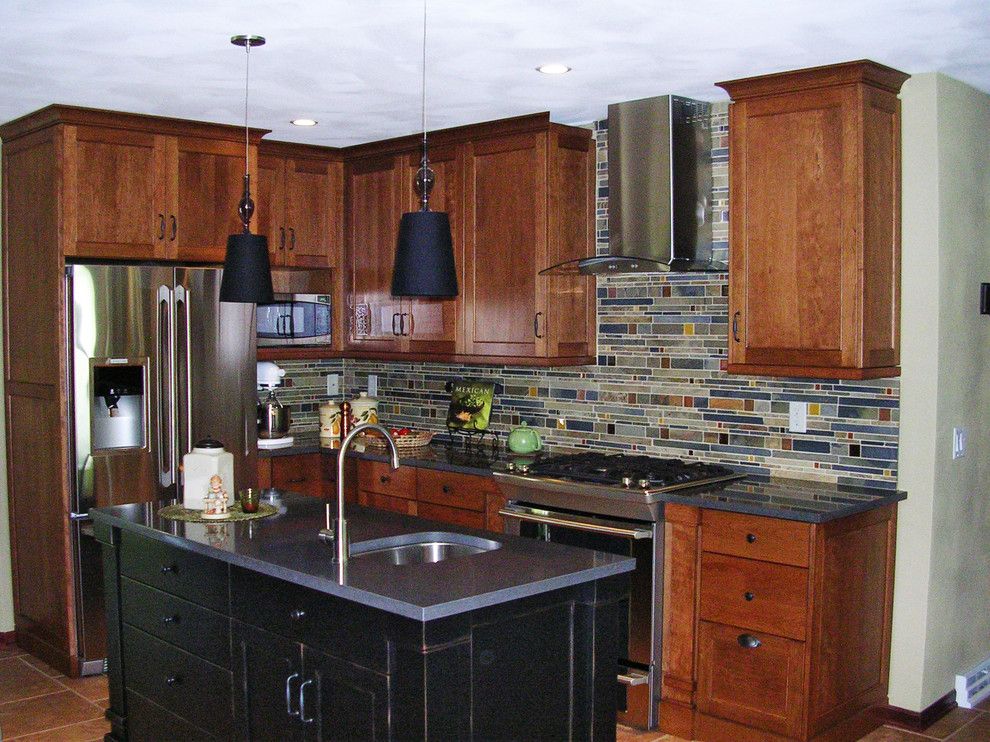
[362,426,434,451]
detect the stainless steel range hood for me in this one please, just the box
[541,95,724,276]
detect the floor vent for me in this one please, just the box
[956,655,990,708]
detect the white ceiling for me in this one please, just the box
[2,0,989,147]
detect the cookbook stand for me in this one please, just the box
[443,379,502,454]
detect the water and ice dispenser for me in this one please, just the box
[90,363,146,451]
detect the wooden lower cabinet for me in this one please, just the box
[660,504,897,742]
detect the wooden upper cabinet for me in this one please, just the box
[398,145,463,355]
[344,155,403,351]
[258,142,342,269]
[463,131,548,359]
[718,61,908,379]
[62,126,169,259]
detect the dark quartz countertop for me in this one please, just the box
[90,494,634,622]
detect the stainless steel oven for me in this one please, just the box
[499,501,662,730]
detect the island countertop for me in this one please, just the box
[90,494,634,622]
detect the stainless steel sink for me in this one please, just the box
[350,531,501,566]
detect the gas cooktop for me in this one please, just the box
[504,452,745,494]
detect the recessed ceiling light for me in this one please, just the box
[536,63,571,75]
[290,118,318,126]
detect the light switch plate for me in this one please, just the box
[789,402,808,433]
[326,373,339,397]
[953,427,967,459]
[368,374,378,397]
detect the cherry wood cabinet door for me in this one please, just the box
[256,153,287,266]
[285,157,341,269]
[400,145,463,355]
[463,132,547,358]
[344,156,403,351]
[728,87,854,371]
[63,126,168,259]
[171,136,250,263]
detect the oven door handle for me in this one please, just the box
[498,505,653,540]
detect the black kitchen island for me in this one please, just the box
[91,493,633,741]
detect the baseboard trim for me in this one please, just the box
[878,690,957,732]
[0,630,16,648]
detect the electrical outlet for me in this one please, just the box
[368,374,378,397]
[326,373,339,397]
[953,427,967,459]
[788,402,808,433]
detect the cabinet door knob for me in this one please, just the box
[746,533,757,543]
[289,608,306,621]
[165,675,182,686]
[732,311,741,342]
[162,614,180,625]
[160,564,177,574]
[737,634,762,649]
[744,591,755,602]
[285,671,301,716]
[442,484,452,494]
[380,474,391,484]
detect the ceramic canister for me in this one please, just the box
[349,391,379,425]
[319,400,342,441]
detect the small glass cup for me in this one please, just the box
[239,488,261,513]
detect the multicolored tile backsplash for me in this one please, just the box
[272,103,900,488]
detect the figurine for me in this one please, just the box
[201,474,230,519]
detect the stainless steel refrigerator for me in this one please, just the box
[66,264,257,674]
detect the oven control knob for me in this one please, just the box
[638,478,651,489]
[621,476,633,488]
[519,464,530,474]
[507,462,515,472]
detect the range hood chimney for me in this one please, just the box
[541,95,725,276]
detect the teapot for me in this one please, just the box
[507,422,542,454]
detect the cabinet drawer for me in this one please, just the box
[418,502,486,530]
[126,690,216,742]
[702,510,810,567]
[120,531,228,612]
[122,577,229,668]
[359,490,418,516]
[123,625,231,738]
[417,469,491,511]
[272,453,324,497]
[358,460,417,499]
[699,553,808,640]
[696,620,805,738]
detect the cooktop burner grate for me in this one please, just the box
[525,452,742,490]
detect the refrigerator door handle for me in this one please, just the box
[175,285,193,458]
[157,285,175,489]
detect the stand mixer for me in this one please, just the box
[257,362,293,449]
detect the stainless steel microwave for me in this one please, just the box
[256,294,332,346]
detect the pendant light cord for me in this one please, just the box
[421,0,427,159]
[244,39,251,177]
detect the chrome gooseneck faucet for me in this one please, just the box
[320,423,400,563]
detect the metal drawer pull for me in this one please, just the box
[746,533,757,543]
[299,678,315,723]
[617,666,650,686]
[290,608,306,621]
[285,672,301,716]
[732,311,741,342]
[160,564,177,574]
[162,614,179,625]
[380,475,391,484]
[288,227,296,251]
[157,214,166,240]
[738,634,762,649]
[287,477,305,484]
[498,505,652,539]
[279,226,286,250]
[165,675,182,686]
[169,215,177,241]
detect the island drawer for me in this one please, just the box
[698,553,808,641]
[418,502,486,530]
[120,531,228,613]
[125,690,216,742]
[121,577,230,668]
[359,460,417,499]
[417,469,490,511]
[122,624,231,738]
[696,620,805,738]
[701,510,811,567]
[230,567,391,674]
[359,490,418,516]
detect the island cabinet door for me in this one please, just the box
[301,646,392,742]
[232,621,306,741]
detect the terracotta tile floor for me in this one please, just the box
[1,643,987,741]
[0,646,109,741]
[617,696,990,742]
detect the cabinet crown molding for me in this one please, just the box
[716,59,910,99]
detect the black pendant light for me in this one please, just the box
[391,0,458,298]
[220,34,274,304]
